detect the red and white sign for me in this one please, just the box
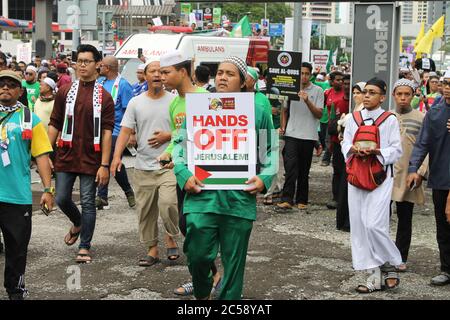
[186,92,256,190]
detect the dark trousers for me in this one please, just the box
[394,201,414,262]
[336,167,350,231]
[320,122,331,163]
[0,202,32,297]
[56,172,97,250]
[433,190,450,273]
[332,141,345,202]
[281,137,315,205]
[97,135,133,200]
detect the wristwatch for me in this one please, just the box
[44,187,55,196]
[101,164,110,168]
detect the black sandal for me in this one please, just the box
[64,227,80,246]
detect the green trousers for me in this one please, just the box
[184,213,253,300]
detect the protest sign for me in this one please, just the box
[185,92,256,190]
[266,50,302,101]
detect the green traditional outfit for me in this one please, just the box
[172,102,275,300]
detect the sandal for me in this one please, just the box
[167,247,180,261]
[138,255,160,267]
[263,197,273,205]
[76,253,92,264]
[384,271,400,289]
[173,282,194,296]
[356,268,384,294]
[64,226,80,246]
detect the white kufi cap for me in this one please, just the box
[160,49,189,68]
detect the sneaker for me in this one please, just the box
[276,202,293,210]
[430,272,450,286]
[96,196,110,210]
[326,200,338,209]
[126,192,136,208]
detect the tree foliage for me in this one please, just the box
[222,3,292,24]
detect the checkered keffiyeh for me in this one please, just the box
[222,56,247,81]
[392,79,416,93]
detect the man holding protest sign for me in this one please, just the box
[172,56,275,300]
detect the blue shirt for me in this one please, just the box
[0,110,52,204]
[409,99,450,190]
[98,76,134,136]
[132,81,148,97]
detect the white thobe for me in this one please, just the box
[342,107,403,270]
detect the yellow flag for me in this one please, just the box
[400,36,403,53]
[414,22,425,48]
[414,16,446,54]
[414,30,434,54]
[430,15,445,38]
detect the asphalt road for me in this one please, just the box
[0,156,448,301]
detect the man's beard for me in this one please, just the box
[151,86,162,95]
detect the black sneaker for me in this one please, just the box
[96,196,110,210]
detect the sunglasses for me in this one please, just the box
[0,80,20,89]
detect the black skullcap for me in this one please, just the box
[365,77,387,94]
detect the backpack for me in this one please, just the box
[346,111,394,191]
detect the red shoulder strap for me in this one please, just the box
[352,111,364,127]
[374,111,395,127]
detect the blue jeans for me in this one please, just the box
[97,135,133,200]
[55,172,96,250]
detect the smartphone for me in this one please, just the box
[41,203,50,216]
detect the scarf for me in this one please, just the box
[59,80,103,152]
[0,102,32,145]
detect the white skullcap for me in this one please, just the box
[26,65,38,74]
[392,78,416,93]
[160,49,189,68]
[316,74,325,81]
[137,63,146,71]
[42,77,56,90]
[144,57,160,71]
[42,59,49,65]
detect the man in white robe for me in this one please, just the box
[341,78,403,293]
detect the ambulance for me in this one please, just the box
[114,30,269,84]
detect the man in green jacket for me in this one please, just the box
[172,56,276,300]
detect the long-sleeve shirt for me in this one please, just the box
[408,99,450,190]
[172,103,276,221]
[49,81,115,176]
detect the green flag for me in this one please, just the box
[230,16,252,38]
[326,49,333,73]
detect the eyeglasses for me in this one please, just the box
[25,72,34,76]
[0,80,20,89]
[443,80,450,87]
[76,59,96,66]
[362,90,383,96]
[429,80,439,84]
